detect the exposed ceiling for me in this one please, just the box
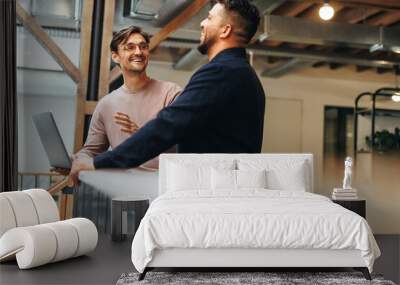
[116,0,400,77]
[17,0,400,77]
[254,0,400,77]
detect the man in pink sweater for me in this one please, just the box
[71,26,181,173]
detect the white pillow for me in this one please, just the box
[166,160,235,191]
[211,169,236,190]
[265,165,307,191]
[167,163,210,191]
[237,159,309,191]
[211,169,267,190]
[237,169,267,189]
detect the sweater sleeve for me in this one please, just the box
[94,63,229,169]
[74,100,110,160]
[164,82,182,106]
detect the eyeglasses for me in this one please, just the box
[121,42,149,52]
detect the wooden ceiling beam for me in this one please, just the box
[329,63,343,70]
[336,0,400,10]
[149,0,209,51]
[305,0,400,11]
[288,3,346,49]
[365,10,400,26]
[312,62,326,68]
[333,7,381,24]
[16,2,80,83]
[376,67,392,74]
[265,1,400,72]
[355,65,371,72]
[302,7,398,70]
[272,1,315,17]
[299,2,345,22]
[109,0,210,84]
[282,5,381,50]
[266,1,315,47]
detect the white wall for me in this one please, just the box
[18,93,76,172]
[262,98,303,153]
[16,26,78,172]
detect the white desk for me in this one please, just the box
[79,168,159,202]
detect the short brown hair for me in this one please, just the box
[110,26,150,53]
[213,0,260,44]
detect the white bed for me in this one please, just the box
[131,154,380,280]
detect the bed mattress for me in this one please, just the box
[131,190,380,273]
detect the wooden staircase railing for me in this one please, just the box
[18,172,74,220]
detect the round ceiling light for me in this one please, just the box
[392,94,400,102]
[319,2,335,21]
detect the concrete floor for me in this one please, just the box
[0,234,133,285]
[1,234,398,285]
[374,235,400,284]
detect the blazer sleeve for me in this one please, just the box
[93,63,229,169]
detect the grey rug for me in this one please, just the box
[116,272,396,285]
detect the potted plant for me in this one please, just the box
[365,128,400,152]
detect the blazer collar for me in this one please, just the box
[211,47,247,62]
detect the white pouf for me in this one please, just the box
[0,189,98,269]
[0,189,59,236]
[1,191,40,227]
[24,189,60,223]
[0,218,98,269]
[0,196,17,237]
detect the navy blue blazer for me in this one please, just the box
[94,47,265,169]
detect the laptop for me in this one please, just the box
[32,112,72,169]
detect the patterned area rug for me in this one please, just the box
[116,271,396,285]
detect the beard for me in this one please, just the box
[197,41,209,55]
[197,33,216,55]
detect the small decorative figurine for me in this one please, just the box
[332,157,358,200]
[342,156,353,190]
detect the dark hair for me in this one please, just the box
[110,26,150,53]
[213,0,260,43]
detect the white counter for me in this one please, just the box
[79,168,159,201]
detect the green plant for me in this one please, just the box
[365,127,400,152]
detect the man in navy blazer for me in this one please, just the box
[70,0,265,180]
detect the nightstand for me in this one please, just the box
[332,199,366,218]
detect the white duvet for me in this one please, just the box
[131,190,380,273]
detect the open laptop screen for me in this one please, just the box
[32,112,72,169]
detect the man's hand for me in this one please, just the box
[50,167,70,176]
[50,155,75,175]
[114,112,139,135]
[69,157,95,185]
